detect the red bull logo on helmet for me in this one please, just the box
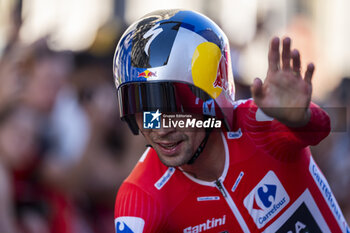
[138,70,157,78]
[191,42,223,99]
[213,51,229,91]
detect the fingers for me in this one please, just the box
[282,37,291,70]
[268,36,314,83]
[251,77,264,100]
[292,49,301,77]
[268,37,292,72]
[268,37,280,72]
[304,63,315,84]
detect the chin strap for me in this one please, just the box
[187,127,213,165]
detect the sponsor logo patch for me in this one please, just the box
[203,99,216,116]
[227,128,242,139]
[115,216,145,233]
[154,167,175,190]
[274,202,322,233]
[138,69,157,78]
[231,171,244,192]
[309,156,349,232]
[197,196,220,201]
[263,189,331,233]
[244,171,290,229]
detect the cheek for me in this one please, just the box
[139,130,153,143]
[143,132,152,142]
[186,130,205,150]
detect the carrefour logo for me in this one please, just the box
[243,171,290,229]
[258,184,277,208]
[309,156,350,232]
[115,216,145,233]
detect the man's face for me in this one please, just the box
[135,113,205,167]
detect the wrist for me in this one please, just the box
[278,108,311,128]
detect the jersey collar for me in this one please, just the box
[179,131,229,187]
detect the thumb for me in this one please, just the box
[251,77,264,100]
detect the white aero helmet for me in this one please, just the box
[113,9,235,135]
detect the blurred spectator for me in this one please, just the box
[0,102,46,233]
[312,77,350,222]
[0,37,87,233]
[0,9,146,231]
[0,43,31,110]
[69,53,145,233]
[21,39,91,233]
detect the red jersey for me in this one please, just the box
[114,99,350,233]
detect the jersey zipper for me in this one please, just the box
[215,179,227,197]
[215,179,250,233]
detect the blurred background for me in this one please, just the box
[0,0,349,232]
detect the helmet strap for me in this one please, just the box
[187,127,213,165]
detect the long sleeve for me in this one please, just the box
[114,182,167,233]
[236,99,330,161]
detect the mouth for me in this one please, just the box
[155,140,183,156]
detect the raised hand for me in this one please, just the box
[251,37,314,127]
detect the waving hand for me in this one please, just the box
[251,37,315,127]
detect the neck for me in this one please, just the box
[180,131,225,182]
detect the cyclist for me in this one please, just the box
[113,9,349,233]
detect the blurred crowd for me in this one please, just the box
[0,2,349,233]
[0,11,146,232]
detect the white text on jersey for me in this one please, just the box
[183,215,226,233]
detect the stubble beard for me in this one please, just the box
[155,144,193,167]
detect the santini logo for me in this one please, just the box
[243,171,290,229]
[183,215,226,233]
[115,216,145,233]
[143,110,222,129]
